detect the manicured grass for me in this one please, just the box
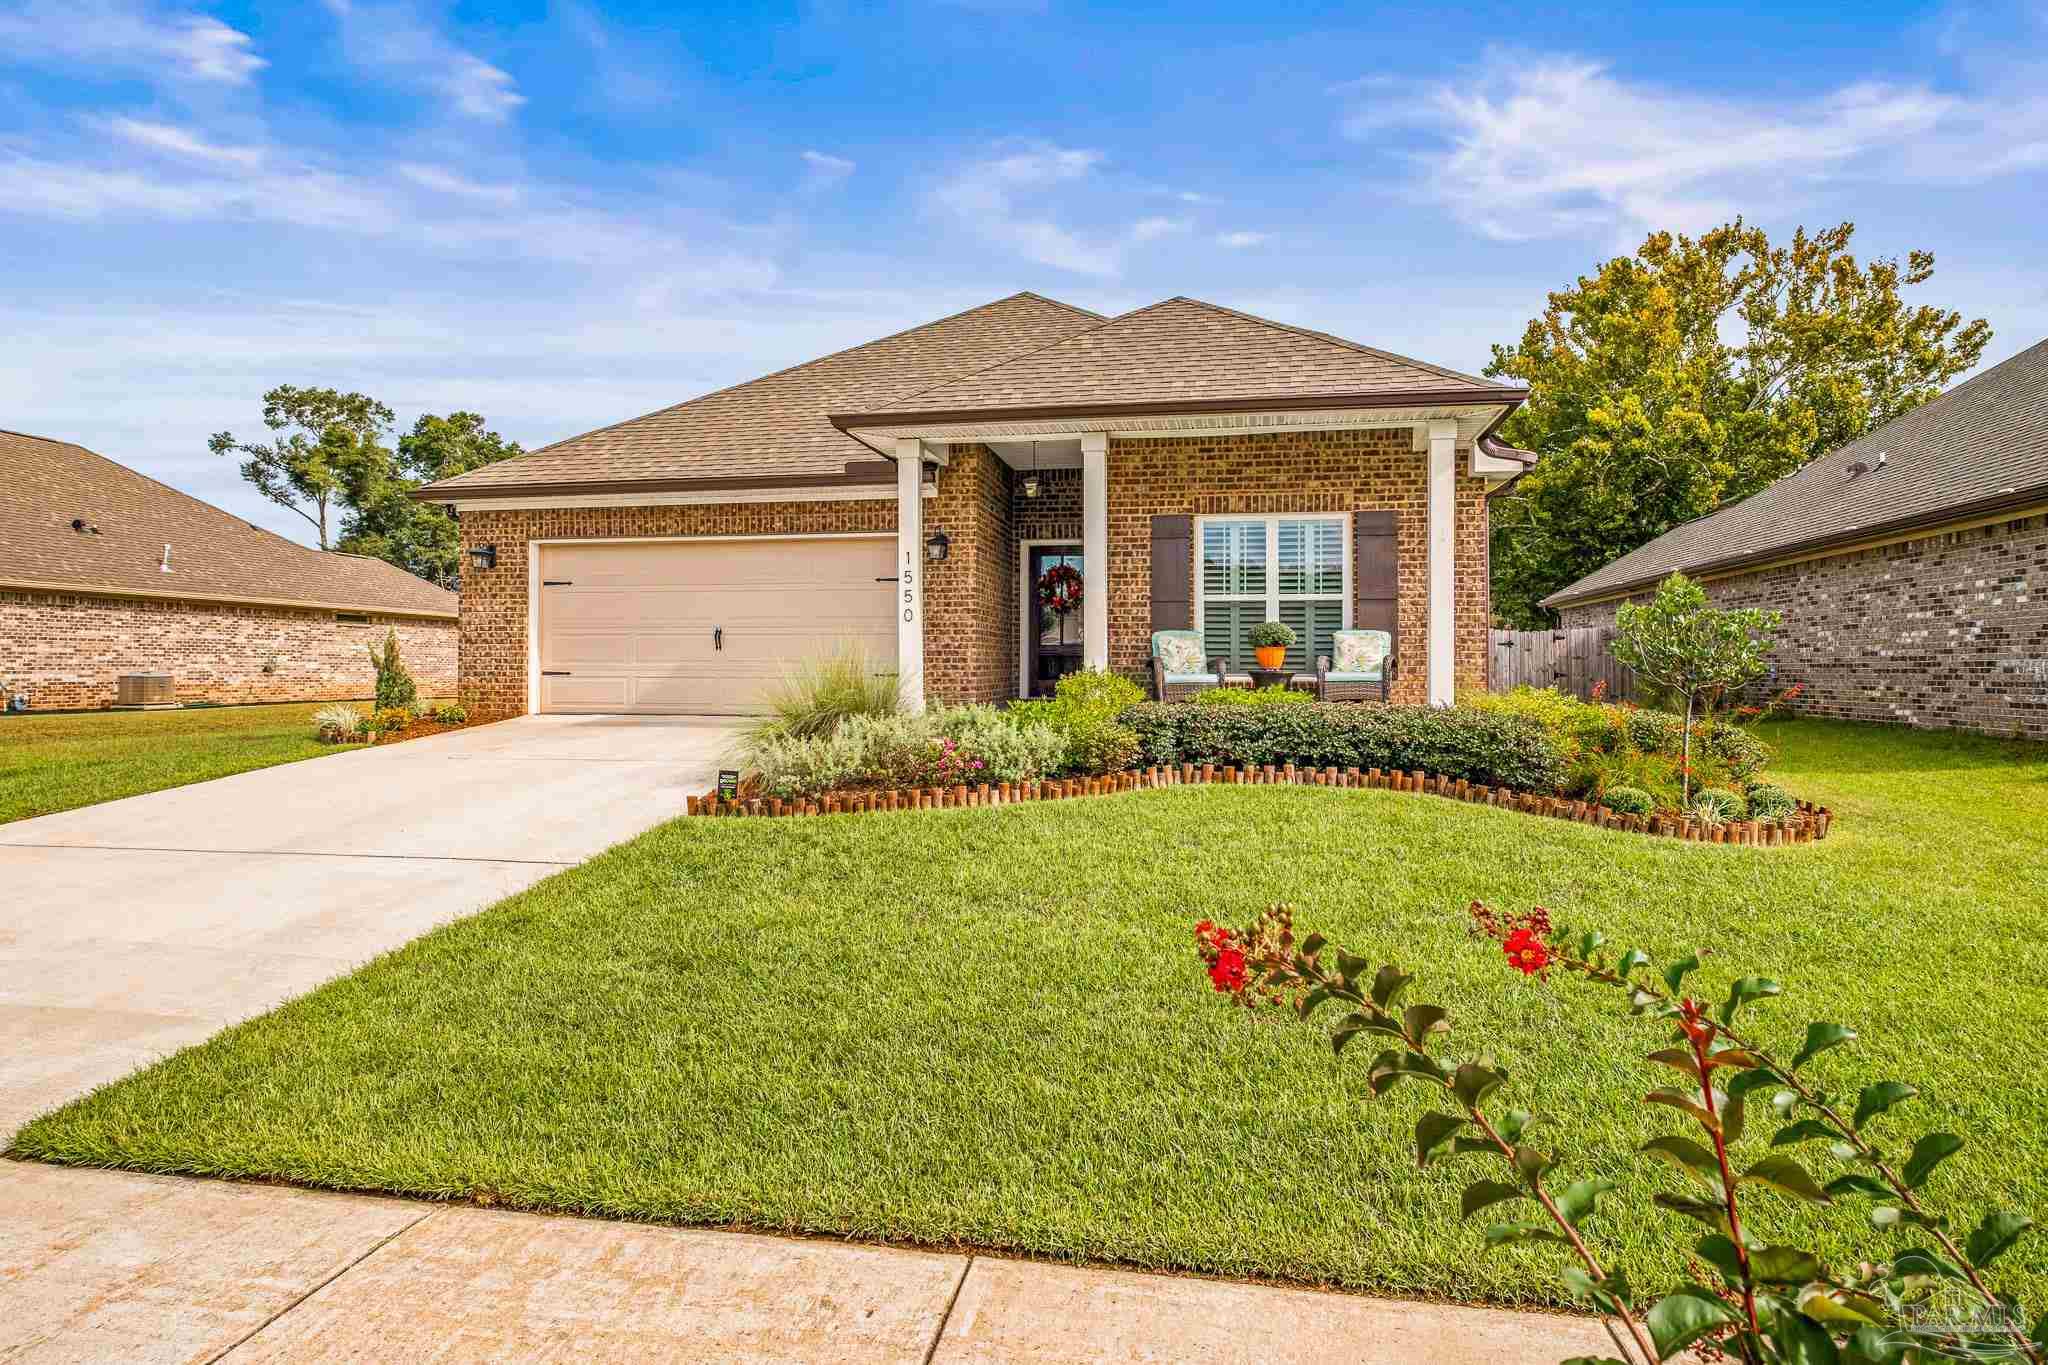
[0,700,447,824]
[12,720,2047,1308]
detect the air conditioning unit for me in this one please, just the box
[114,673,179,709]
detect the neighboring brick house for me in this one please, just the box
[0,429,456,711]
[1542,338,2048,740]
[417,293,1535,720]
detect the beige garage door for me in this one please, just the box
[536,537,896,715]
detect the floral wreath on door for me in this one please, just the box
[1037,562,1083,616]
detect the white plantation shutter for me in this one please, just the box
[1199,516,1348,672]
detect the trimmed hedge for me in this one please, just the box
[1119,701,1569,794]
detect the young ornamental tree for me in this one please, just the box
[1610,575,1779,800]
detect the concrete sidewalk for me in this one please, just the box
[1,1161,1617,1363]
[0,715,732,1140]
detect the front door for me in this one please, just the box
[1025,544,1083,697]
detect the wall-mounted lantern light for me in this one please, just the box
[1022,440,1041,499]
[468,544,498,571]
[925,529,950,562]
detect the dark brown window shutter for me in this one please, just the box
[1353,510,1397,635]
[1149,514,1193,630]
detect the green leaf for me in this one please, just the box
[1366,1048,1445,1095]
[1694,1234,1745,1287]
[1892,1247,1968,1282]
[1553,1178,1616,1226]
[1645,1047,1703,1079]
[1750,1245,1826,1283]
[1368,962,1411,1008]
[1824,1173,1893,1201]
[1727,1066,1785,1099]
[1791,1022,1857,1071]
[1795,1285,1884,1326]
[1646,1286,1739,1360]
[1336,951,1370,987]
[1415,1112,1466,1169]
[1451,1062,1507,1110]
[1771,1119,1839,1147]
[1298,932,1326,958]
[1964,1210,2031,1269]
[1461,1179,1528,1220]
[1844,1325,1907,1365]
[1402,1003,1450,1049]
[1900,1132,1964,1190]
[1496,1108,1533,1143]
[1331,1014,1373,1055]
[1719,975,1783,1025]
[1742,1155,1833,1203]
[1296,985,1332,1019]
[1852,1081,1917,1128]
[1722,1090,1746,1144]
[1641,1135,1722,1188]
[1771,1307,1842,1365]
[1617,948,1651,978]
[1484,1221,1571,1248]
[1646,1087,1723,1137]
[1561,1266,1633,1317]
[1654,1191,1733,1236]
[1513,1145,1554,1185]
[1663,953,1701,995]
[1579,930,1605,960]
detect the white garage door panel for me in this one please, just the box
[537,537,896,715]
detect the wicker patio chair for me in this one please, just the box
[1315,629,1395,702]
[1150,629,1230,701]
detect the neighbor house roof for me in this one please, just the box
[834,296,1522,425]
[1541,338,2048,609]
[418,292,1105,499]
[0,428,457,618]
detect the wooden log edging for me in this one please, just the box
[686,764,1833,847]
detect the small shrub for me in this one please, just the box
[1698,719,1774,782]
[431,703,468,725]
[1622,706,1685,754]
[838,713,940,790]
[1743,781,1797,820]
[1065,719,1141,776]
[367,629,419,714]
[1247,621,1296,649]
[371,706,413,735]
[312,703,364,743]
[745,645,903,753]
[1050,668,1145,719]
[1466,686,1595,735]
[750,726,870,799]
[1190,685,1311,707]
[930,704,1065,783]
[1599,785,1655,816]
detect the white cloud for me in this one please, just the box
[397,162,521,204]
[800,149,855,188]
[930,144,1122,276]
[1128,215,1187,243]
[100,117,265,168]
[1351,51,2048,242]
[1216,230,1267,248]
[0,1,265,85]
[322,0,525,123]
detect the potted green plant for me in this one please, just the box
[1248,620,1296,670]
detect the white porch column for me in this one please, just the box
[1080,431,1110,672]
[1426,419,1458,707]
[895,437,926,713]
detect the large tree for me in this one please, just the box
[1485,220,1990,627]
[337,411,523,588]
[209,386,397,549]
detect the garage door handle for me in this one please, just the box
[542,580,573,586]
[541,670,571,676]
[875,576,900,583]
[713,627,723,651]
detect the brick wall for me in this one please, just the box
[923,444,1015,703]
[1557,511,2048,739]
[0,588,454,711]
[1013,467,1082,545]
[1105,429,1492,704]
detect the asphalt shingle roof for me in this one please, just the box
[421,292,1105,496]
[849,296,1519,417]
[1,428,457,617]
[1542,338,2048,608]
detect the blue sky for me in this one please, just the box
[3,0,2044,545]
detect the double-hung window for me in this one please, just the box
[1198,516,1347,672]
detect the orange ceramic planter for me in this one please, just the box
[1253,645,1287,669]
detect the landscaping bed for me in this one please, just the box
[13,720,2042,1310]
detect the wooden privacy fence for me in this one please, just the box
[1489,627,1636,700]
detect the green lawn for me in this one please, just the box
[0,700,447,825]
[11,719,2046,1309]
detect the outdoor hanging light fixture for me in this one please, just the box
[1022,440,1041,499]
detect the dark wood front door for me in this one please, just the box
[1025,545,1083,697]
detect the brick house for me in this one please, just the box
[1,429,456,711]
[416,294,1536,719]
[1542,338,2048,739]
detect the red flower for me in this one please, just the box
[1208,947,1249,993]
[1502,927,1550,976]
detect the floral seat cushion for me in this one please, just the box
[1329,629,1391,678]
[1151,631,1213,677]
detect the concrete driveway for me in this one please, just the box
[0,714,735,1139]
